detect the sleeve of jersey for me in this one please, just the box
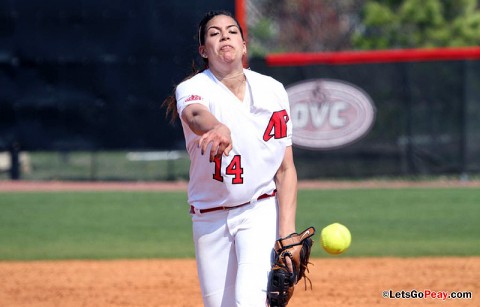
[175,79,209,117]
[280,84,293,146]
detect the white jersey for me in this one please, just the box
[176,68,292,210]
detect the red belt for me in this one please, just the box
[190,189,277,214]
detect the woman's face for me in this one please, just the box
[199,15,246,66]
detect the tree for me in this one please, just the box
[247,0,480,55]
[247,0,364,56]
[352,0,480,49]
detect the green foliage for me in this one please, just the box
[248,17,278,57]
[0,187,479,260]
[353,0,480,49]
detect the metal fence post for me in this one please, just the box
[9,142,20,180]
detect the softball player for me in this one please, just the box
[163,10,298,307]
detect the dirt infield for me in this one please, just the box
[1,178,480,192]
[0,257,478,306]
[1,180,478,306]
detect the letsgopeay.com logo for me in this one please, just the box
[286,79,376,150]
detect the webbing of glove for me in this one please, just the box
[267,227,316,307]
[274,227,316,284]
[275,227,316,251]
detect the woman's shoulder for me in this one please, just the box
[245,69,286,96]
[177,70,211,89]
[175,71,214,100]
[245,69,284,87]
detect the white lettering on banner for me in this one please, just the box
[330,101,347,127]
[309,103,329,128]
[287,79,376,150]
[293,102,348,129]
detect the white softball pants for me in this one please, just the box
[191,197,278,307]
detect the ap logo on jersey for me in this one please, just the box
[287,79,376,150]
[263,110,289,141]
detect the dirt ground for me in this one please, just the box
[0,257,478,306]
[2,178,480,192]
[1,180,479,306]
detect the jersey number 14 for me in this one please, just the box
[211,110,289,184]
[213,155,244,184]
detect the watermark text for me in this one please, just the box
[383,289,472,300]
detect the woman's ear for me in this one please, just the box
[198,46,207,58]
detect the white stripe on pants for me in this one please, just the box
[192,197,278,307]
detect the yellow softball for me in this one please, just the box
[320,223,352,255]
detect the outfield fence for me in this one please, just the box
[0,150,190,181]
[1,1,480,181]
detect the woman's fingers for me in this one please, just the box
[198,124,232,161]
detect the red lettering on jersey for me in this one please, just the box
[185,94,202,102]
[263,110,289,141]
[212,155,243,184]
[212,155,223,182]
[226,155,243,184]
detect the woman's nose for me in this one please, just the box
[220,31,230,41]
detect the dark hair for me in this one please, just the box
[198,10,244,46]
[162,10,244,124]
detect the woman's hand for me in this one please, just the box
[182,104,233,161]
[198,123,232,162]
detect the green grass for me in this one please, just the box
[0,191,192,260]
[298,188,480,257]
[0,187,479,260]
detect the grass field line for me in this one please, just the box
[1,178,480,192]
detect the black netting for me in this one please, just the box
[250,58,480,178]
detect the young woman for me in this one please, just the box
[163,10,298,306]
